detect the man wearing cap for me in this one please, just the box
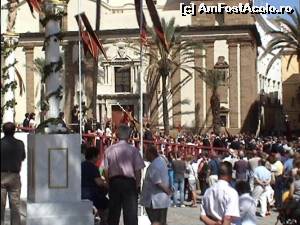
[1,122,26,225]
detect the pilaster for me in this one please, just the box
[204,41,214,130]
[194,47,204,132]
[24,46,35,114]
[228,41,239,129]
[171,51,181,128]
[83,54,97,119]
[240,41,258,132]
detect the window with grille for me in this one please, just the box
[115,67,131,92]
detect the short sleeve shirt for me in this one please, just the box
[200,180,240,222]
[208,159,220,175]
[172,159,186,180]
[104,140,145,179]
[253,166,271,182]
[271,160,283,176]
[234,160,249,180]
[140,156,171,209]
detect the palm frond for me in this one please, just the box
[265,48,284,75]
[14,67,25,96]
[272,18,298,40]
[286,54,295,71]
[262,8,300,74]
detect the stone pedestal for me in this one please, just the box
[26,134,93,225]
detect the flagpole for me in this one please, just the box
[78,0,82,143]
[139,0,145,220]
[139,0,144,158]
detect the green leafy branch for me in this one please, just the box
[3,45,18,58]
[40,100,50,112]
[1,81,17,93]
[37,85,63,114]
[2,60,18,78]
[45,85,63,101]
[1,99,17,111]
[42,57,63,82]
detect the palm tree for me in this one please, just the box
[80,0,101,120]
[262,9,300,73]
[197,69,226,135]
[144,17,203,135]
[32,58,46,122]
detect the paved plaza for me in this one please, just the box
[167,207,279,225]
[3,206,280,225]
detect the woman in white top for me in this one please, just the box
[29,113,36,128]
[186,155,198,207]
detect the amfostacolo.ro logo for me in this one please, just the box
[180,2,295,16]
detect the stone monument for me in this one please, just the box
[26,134,93,225]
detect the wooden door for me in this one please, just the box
[111,105,134,132]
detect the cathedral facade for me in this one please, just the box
[1,0,262,134]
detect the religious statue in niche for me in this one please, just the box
[214,56,229,69]
[214,56,229,82]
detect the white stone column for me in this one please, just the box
[2,33,19,123]
[44,1,63,119]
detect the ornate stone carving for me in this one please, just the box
[116,41,127,58]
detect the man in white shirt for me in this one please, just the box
[200,161,240,225]
[140,145,172,225]
[252,159,274,217]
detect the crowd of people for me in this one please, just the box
[2,117,300,225]
[21,112,36,129]
[79,122,300,225]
